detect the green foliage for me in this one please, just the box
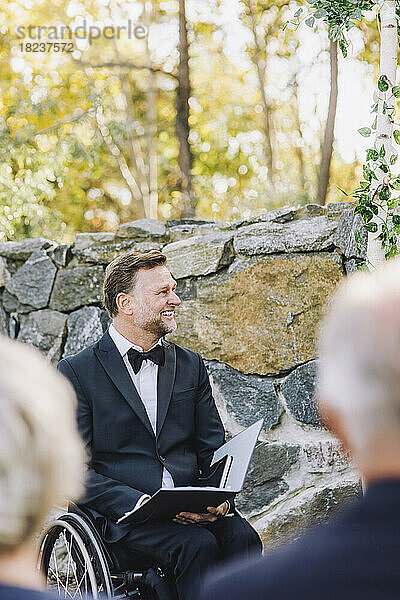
[292,0,400,263]
[351,80,400,262]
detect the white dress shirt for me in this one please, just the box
[108,323,174,508]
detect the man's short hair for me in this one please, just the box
[0,336,84,553]
[103,250,167,317]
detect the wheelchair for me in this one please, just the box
[38,504,175,600]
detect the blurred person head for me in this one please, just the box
[318,257,400,483]
[0,335,84,589]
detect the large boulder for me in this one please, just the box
[74,232,115,249]
[334,208,367,259]
[48,244,73,267]
[17,309,67,363]
[0,238,55,261]
[234,216,337,256]
[206,361,282,431]
[0,257,10,287]
[167,221,229,243]
[116,219,167,241]
[63,306,108,357]
[237,443,300,513]
[50,266,105,312]
[163,232,234,279]
[281,361,320,426]
[169,253,343,374]
[72,240,162,265]
[5,250,57,311]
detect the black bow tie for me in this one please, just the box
[127,345,165,374]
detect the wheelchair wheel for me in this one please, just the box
[38,514,113,598]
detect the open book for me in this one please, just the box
[117,419,263,525]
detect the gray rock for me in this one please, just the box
[5,250,57,310]
[167,218,227,228]
[0,302,8,335]
[302,441,353,474]
[206,361,283,430]
[246,443,300,485]
[237,480,288,514]
[72,240,162,265]
[49,266,104,312]
[327,201,355,221]
[63,306,106,357]
[257,481,362,548]
[0,238,55,260]
[232,207,296,229]
[17,309,67,363]
[293,204,325,220]
[234,216,337,256]
[48,244,72,267]
[2,289,34,314]
[344,258,359,274]
[237,443,299,513]
[116,219,167,240]
[334,208,367,259]
[281,361,320,426]
[74,232,115,250]
[168,223,229,243]
[0,257,10,287]
[163,232,234,279]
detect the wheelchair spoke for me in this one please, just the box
[72,564,89,598]
[51,547,62,597]
[64,532,72,592]
[39,516,114,599]
[61,531,82,597]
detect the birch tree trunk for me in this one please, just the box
[367,0,398,270]
[317,39,338,206]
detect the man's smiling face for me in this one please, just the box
[130,265,181,339]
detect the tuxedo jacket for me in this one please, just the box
[58,331,225,543]
[201,479,400,600]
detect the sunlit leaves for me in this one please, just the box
[358,127,372,137]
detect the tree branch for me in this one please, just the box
[15,109,93,145]
[85,61,178,80]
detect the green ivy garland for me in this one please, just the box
[285,0,400,263]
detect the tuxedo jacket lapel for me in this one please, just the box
[156,340,176,437]
[94,331,155,438]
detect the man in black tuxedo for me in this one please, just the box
[58,250,261,600]
[200,258,400,600]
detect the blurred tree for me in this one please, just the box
[0,0,370,242]
[176,0,195,217]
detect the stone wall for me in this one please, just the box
[0,202,365,548]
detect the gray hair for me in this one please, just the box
[317,257,400,460]
[0,336,84,553]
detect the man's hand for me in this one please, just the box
[173,501,229,525]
